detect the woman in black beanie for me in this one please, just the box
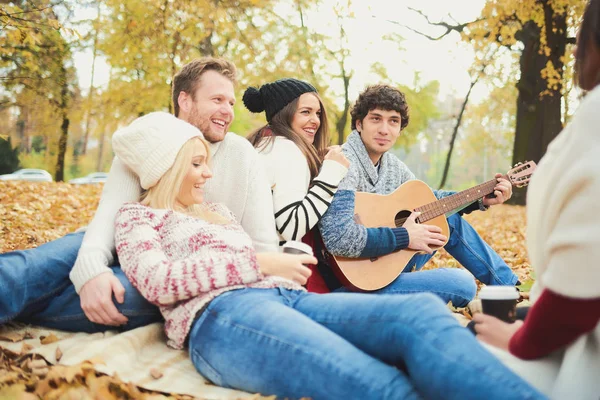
[245,79,349,292]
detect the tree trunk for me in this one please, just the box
[96,133,105,172]
[54,111,69,182]
[439,78,477,189]
[198,31,214,56]
[16,118,27,152]
[335,73,350,145]
[82,14,99,155]
[511,4,567,204]
[54,65,70,182]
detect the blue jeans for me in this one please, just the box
[189,288,545,400]
[0,232,161,331]
[443,213,518,286]
[336,214,518,307]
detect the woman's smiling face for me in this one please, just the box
[290,93,322,144]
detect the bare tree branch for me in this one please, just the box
[377,7,483,41]
[438,47,498,188]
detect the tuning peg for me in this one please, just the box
[513,162,523,167]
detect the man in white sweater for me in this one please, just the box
[0,57,279,330]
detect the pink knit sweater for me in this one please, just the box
[114,202,303,349]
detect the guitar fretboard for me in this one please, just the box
[414,178,502,223]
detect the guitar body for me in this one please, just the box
[331,180,450,292]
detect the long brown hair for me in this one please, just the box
[248,92,330,179]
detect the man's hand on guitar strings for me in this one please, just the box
[483,173,513,207]
[404,212,447,254]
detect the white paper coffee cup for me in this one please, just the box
[479,286,519,322]
[281,241,313,256]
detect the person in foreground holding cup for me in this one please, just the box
[478,286,520,323]
[111,111,544,400]
[474,1,600,398]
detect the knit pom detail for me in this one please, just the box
[242,87,264,113]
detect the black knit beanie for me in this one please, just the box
[242,78,317,123]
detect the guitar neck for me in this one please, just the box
[415,177,502,223]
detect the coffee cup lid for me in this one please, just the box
[479,286,520,300]
[282,241,313,255]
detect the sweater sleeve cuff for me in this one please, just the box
[459,200,486,216]
[392,227,409,251]
[508,289,600,360]
[317,159,349,186]
[69,250,115,293]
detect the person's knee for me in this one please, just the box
[446,213,465,239]
[446,213,462,227]
[447,269,477,307]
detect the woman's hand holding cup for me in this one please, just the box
[472,285,522,351]
[257,242,315,285]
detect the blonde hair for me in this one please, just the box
[141,137,229,224]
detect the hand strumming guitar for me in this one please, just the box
[404,212,447,254]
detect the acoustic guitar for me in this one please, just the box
[327,161,537,291]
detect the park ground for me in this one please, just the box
[0,181,533,399]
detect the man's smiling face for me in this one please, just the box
[183,69,236,143]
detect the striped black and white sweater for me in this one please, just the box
[257,136,348,244]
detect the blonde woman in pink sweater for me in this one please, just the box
[112,111,544,400]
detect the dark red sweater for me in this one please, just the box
[509,289,600,360]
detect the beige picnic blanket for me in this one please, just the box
[0,322,253,399]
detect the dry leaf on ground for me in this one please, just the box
[39,333,60,345]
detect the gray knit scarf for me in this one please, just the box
[339,130,415,194]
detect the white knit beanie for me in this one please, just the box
[112,112,204,189]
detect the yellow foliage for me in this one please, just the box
[461,0,585,98]
[541,60,563,90]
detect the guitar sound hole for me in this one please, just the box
[394,210,413,227]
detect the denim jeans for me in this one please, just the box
[443,213,518,286]
[0,232,161,331]
[335,213,518,307]
[189,288,545,400]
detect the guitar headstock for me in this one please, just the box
[506,161,537,188]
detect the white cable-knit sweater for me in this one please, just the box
[486,86,600,399]
[114,202,302,349]
[70,133,279,293]
[257,137,347,243]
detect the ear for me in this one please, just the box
[178,91,191,115]
[356,120,362,133]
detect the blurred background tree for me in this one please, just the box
[402,0,584,201]
[0,0,587,192]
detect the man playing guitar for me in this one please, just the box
[317,84,520,306]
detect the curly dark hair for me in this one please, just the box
[350,84,409,131]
